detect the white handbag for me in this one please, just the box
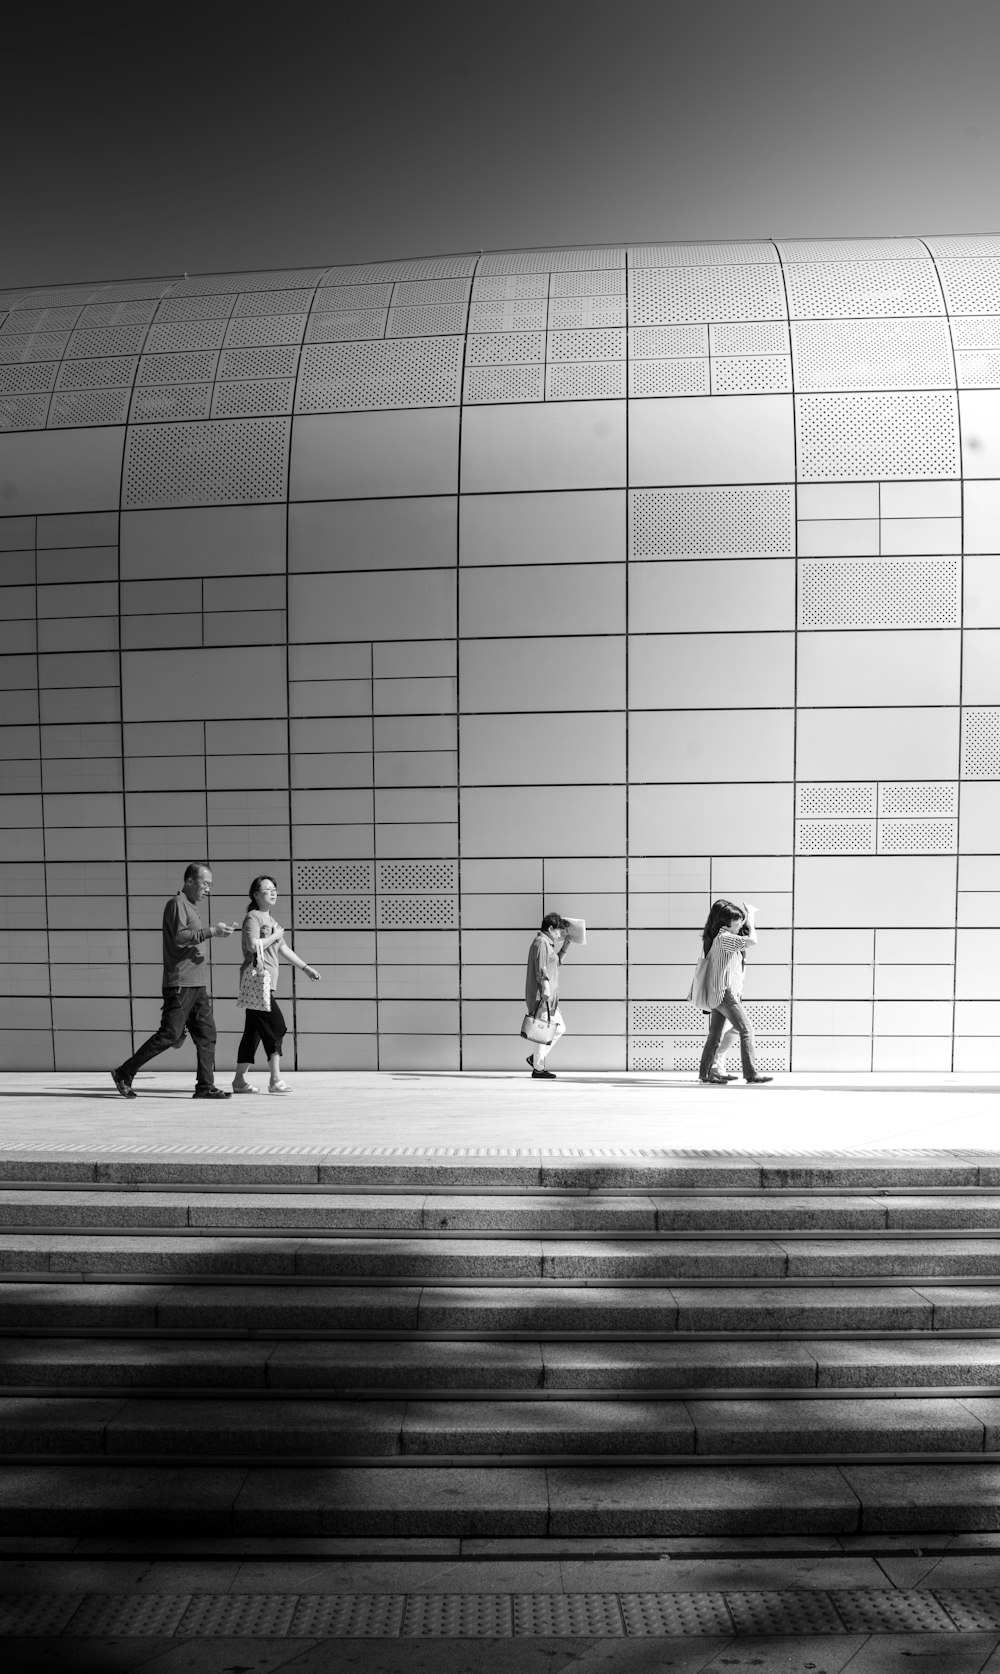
[237,945,271,1012]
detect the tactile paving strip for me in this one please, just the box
[8,1588,1000,1638]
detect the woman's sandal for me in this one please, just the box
[268,1080,289,1094]
[231,1081,260,1095]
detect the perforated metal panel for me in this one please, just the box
[472,274,551,301]
[550,270,627,297]
[14,285,103,306]
[630,326,708,357]
[798,783,877,816]
[0,331,70,363]
[547,361,625,399]
[296,338,463,411]
[122,416,291,508]
[212,378,295,418]
[136,351,219,386]
[630,1002,706,1033]
[171,268,327,294]
[219,344,300,380]
[131,384,214,423]
[710,322,790,354]
[630,267,787,325]
[56,356,138,390]
[879,781,957,815]
[1,305,82,332]
[936,259,1000,315]
[878,818,957,853]
[791,318,954,392]
[549,296,626,327]
[156,294,238,322]
[323,255,478,282]
[386,304,467,338]
[377,897,458,927]
[796,392,959,479]
[315,283,395,309]
[235,289,315,316]
[293,897,375,928]
[466,332,544,365]
[464,365,544,403]
[468,300,549,332]
[963,708,1000,777]
[783,261,945,318]
[629,486,795,558]
[392,279,472,304]
[48,388,130,427]
[296,861,375,892]
[799,557,960,628]
[926,234,1000,256]
[95,279,177,301]
[66,324,150,358]
[778,237,930,261]
[654,1037,790,1074]
[306,310,388,343]
[145,319,228,353]
[548,328,625,361]
[956,351,1000,387]
[630,242,779,266]
[224,313,307,347]
[0,394,49,430]
[480,248,625,274]
[629,359,709,397]
[378,860,457,891]
[797,819,877,854]
[711,356,791,393]
[0,361,59,393]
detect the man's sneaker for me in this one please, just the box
[193,1087,232,1099]
[110,1068,135,1099]
[531,1067,557,1079]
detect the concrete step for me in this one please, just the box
[7,1232,1000,1281]
[0,1392,996,1460]
[0,1459,999,1534]
[4,1279,1000,1333]
[7,1335,1000,1393]
[10,1188,1000,1233]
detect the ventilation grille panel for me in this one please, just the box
[956,352,1000,388]
[296,896,375,929]
[377,860,457,892]
[936,260,1000,315]
[879,782,958,816]
[710,322,789,354]
[466,332,544,366]
[878,819,957,853]
[630,326,709,358]
[377,897,457,928]
[796,392,959,479]
[548,296,626,327]
[630,486,795,558]
[464,365,544,404]
[48,388,131,427]
[0,362,59,394]
[66,325,150,358]
[783,262,944,318]
[156,295,238,322]
[471,274,551,301]
[479,249,625,274]
[0,394,49,430]
[235,289,315,317]
[629,360,709,397]
[145,319,228,353]
[798,783,877,817]
[130,384,214,423]
[711,356,791,394]
[546,362,625,400]
[219,345,300,380]
[56,356,138,390]
[629,266,787,325]
[323,255,478,282]
[296,339,463,411]
[296,861,375,892]
[386,304,468,338]
[123,417,290,508]
[305,311,388,343]
[79,300,168,327]
[799,558,960,628]
[549,269,627,296]
[796,820,877,854]
[136,351,219,386]
[963,709,1000,778]
[392,278,472,304]
[212,379,295,418]
[629,242,780,265]
[791,319,954,392]
[314,283,395,310]
[224,313,307,348]
[468,300,549,332]
[0,332,70,363]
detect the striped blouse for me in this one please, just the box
[688,929,749,1011]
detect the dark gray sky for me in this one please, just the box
[5,0,998,287]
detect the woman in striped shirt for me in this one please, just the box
[690,899,772,1085]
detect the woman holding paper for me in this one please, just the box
[523,912,584,1078]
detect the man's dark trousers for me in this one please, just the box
[120,988,217,1092]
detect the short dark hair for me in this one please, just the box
[541,912,571,935]
[183,862,209,883]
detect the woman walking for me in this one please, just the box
[233,875,320,1095]
[524,913,571,1079]
[690,899,772,1086]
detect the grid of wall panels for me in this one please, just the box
[0,235,995,1072]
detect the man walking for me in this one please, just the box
[111,863,237,1100]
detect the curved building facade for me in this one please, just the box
[1,235,998,1074]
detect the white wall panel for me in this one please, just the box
[460,490,624,566]
[629,633,794,709]
[795,857,957,926]
[0,428,125,514]
[629,560,794,633]
[291,409,459,499]
[796,708,959,779]
[629,396,794,486]
[460,636,624,712]
[122,505,285,579]
[122,646,287,723]
[290,569,456,643]
[461,402,626,492]
[290,497,456,572]
[460,713,625,784]
[630,709,793,782]
[964,481,1000,552]
[460,564,624,638]
[461,786,626,857]
[630,784,792,855]
[960,393,1000,477]
[962,631,1000,701]
[797,631,960,707]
